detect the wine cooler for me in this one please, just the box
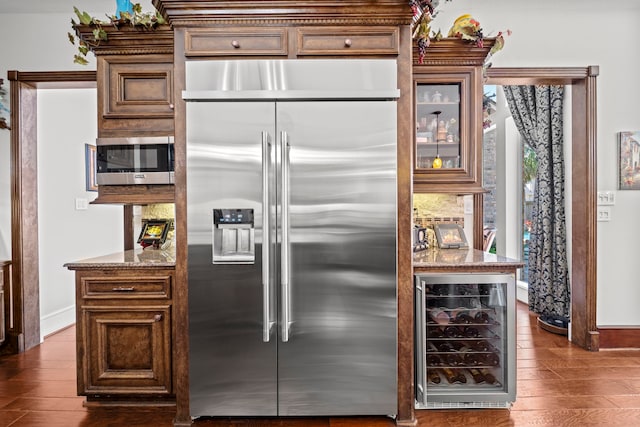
[415,273,516,409]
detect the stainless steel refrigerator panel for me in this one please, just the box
[187,102,278,417]
[276,102,398,416]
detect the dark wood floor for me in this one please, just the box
[0,302,638,426]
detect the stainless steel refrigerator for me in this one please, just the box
[184,60,398,418]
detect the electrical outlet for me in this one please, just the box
[597,191,616,206]
[597,206,611,222]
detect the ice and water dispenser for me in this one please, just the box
[212,208,255,264]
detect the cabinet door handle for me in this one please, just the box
[154,314,163,322]
[231,40,240,48]
[344,38,352,48]
[112,286,135,292]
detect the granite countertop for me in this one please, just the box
[64,247,176,269]
[413,247,524,270]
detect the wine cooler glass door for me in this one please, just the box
[415,273,516,409]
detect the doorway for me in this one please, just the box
[485,66,599,351]
[5,70,125,352]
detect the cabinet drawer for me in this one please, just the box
[185,28,288,56]
[296,27,399,56]
[81,274,172,299]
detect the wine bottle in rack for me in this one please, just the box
[482,352,500,366]
[429,307,450,325]
[444,326,462,338]
[428,369,442,384]
[479,368,497,385]
[463,326,480,338]
[428,327,445,338]
[450,340,470,352]
[463,352,481,366]
[474,311,491,323]
[427,354,441,366]
[470,340,494,352]
[445,353,463,366]
[453,312,473,324]
[436,341,453,352]
[442,367,467,384]
[467,368,485,384]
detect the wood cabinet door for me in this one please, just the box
[98,54,174,137]
[79,305,172,396]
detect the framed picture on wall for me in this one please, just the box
[619,131,640,190]
[85,143,98,192]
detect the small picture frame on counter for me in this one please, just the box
[412,227,429,252]
[434,223,468,249]
[137,219,172,248]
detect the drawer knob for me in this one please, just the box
[231,40,240,48]
[344,39,352,48]
[154,314,163,322]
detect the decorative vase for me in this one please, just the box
[116,0,133,18]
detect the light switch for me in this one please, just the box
[597,206,611,222]
[597,191,616,206]
[75,198,88,210]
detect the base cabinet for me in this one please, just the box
[73,268,175,401]
[81,306,172,395]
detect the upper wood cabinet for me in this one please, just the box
[74,24,175,204]
[412,39,494,194]
[98,54,174,137]
[74,24,175,138]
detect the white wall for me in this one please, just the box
[1,0,639,328]
[37,89,123,338]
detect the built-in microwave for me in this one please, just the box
[96,136,174,185]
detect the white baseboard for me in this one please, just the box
[40,305,76,341]
[516,280,528,305]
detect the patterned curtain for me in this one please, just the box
[503,85,570,322]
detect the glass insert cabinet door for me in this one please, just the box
[415,83,461,169]
[412,66,484,192]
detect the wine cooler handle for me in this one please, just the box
[281,131,292,343]
[415,279,426,405]
[262,132,274,343]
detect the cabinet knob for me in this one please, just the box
[154,314,163,322]
[344,39,352,48]
[169,103,174,110]
[231,40,240,48]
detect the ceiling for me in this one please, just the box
[0,0,154,14]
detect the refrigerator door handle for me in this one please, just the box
[415,279,426,406]
[262,132,274,342]
[281,131,292,343]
